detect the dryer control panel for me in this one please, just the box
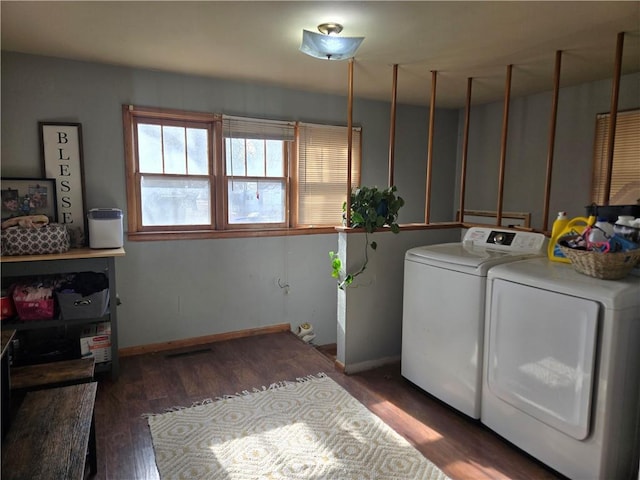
[463,227,546,253]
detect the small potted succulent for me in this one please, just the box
[330,186,405,289]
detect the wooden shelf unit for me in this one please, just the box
[1,248,125,378]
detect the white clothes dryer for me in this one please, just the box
[482,258,640,479]
[401,227,546,419]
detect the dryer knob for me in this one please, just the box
[494,233,506,244]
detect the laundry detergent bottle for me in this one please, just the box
[547,213,593,263]
[551,211,569,238]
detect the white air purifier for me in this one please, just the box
[88,208,123,249]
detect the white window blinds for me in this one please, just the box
[591,109,640,205]
[297,123,361,226]
[222,115,295,141]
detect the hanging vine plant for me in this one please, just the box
[329,186,405,289]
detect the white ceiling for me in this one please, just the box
[2,1,639,107]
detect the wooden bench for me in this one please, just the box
[11,357,95,391]
[1,382,98,480]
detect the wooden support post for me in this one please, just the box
[425,70,437,224]
[346,58,354,227]
[543,50,563,231]
[603,32,625,205]
[388,64,398,187]
[458,77,473,222]
[496,64,512,226]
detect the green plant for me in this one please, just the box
[329,186,405,289]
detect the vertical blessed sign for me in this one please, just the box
[40,122,87,247]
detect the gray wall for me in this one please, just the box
[1,52,459,348]
[456,71,640,228]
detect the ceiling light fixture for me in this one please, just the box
[299,23,364,61]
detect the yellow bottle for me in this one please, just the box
[547,213,594,263]
[551,211,569,238]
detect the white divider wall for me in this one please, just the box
[337,227,461,373]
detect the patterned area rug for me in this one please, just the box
[147,373,450,480]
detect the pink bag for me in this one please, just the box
[12,284,56,320]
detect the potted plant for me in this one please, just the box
[330,186,405,289]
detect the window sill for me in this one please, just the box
[334,222,462,233]
[127,226,339,241]
[127,222,464,242]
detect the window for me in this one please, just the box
[591,109,640,205]
[123,106,361,239]
[297,123,361,226]
[123,107,217,232]
[223,116,294,228]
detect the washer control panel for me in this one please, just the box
[463,227,546,253]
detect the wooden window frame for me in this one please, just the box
[123,105,219,238]
[123,105,361,241]
[222,136,291,231]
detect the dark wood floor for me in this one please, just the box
[93,332,563,480]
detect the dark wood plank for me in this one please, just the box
[92,332,564,480]
[1,382,97,480]
[11,357,95,390]
[1,330,15,358]
[1,330,16,438]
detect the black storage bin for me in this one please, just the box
[585,204,640,223]
[56,289,109,320]
[12,333,79,367]
[55,272,109,320]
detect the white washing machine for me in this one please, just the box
[401,227,546,419]
[482,258,640,479]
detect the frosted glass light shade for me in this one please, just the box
[299,29,364,60]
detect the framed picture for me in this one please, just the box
[40,122,87,247]
[1,178,57,222]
